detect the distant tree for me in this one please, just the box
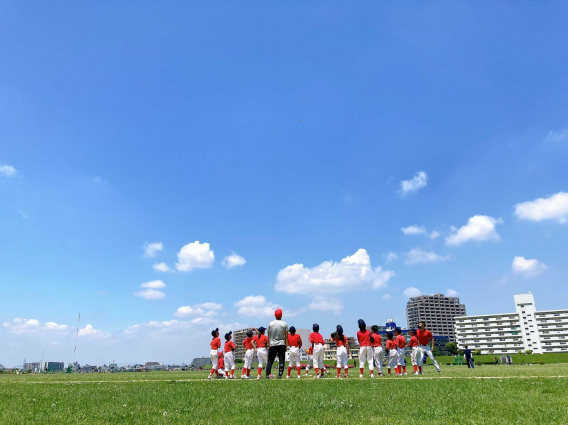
[433,347,441,357]
[517,350,523,355]
[474,349,482,356]
[445,342,459,356]
[526,350,533,355]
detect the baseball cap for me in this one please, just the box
[224,331,232,340]
[312,323,319,332]
[211,327,219,337]
[258,326,266,333]
[289,326,296,334]
[275,308,283,319]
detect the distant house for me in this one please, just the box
[144,362,164,371]
[190,357,212,369]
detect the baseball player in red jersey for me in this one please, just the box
[385,332,397,375]
[286,326,303,379]
[241,330,255,379]
[223,331,236,379]
[331,325,350,378]
[416,321,441,373]
[304,346,313,375]
[371,325,384,376]
[356,319,375,378]
[309,323,326,379]
[252,326,268,380]
[408,329,420,375]
[208,327,221,380]
[394,327,407,376]
[217,351,226,378]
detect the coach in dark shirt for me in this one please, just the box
[464,346,474,369]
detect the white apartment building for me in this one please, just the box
[454,293,568,354]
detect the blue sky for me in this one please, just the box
[1,2,568,366]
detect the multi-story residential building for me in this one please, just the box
[323,337,359,361]
[406,293,466,341]
[455,293,568,354]
[233,327,255,360]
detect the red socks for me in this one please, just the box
[337,367,341,377]
[344,368,348,377]
[388,368,391,375]
[230,370,234,377]
[403,366,407,374]
[210,368,215,375]
[247,368,251,377]
[257,367,262,376]
[297,366,301,376]
[315,368,319,375]
[418,366,422,373]
[413,365,417,373]
[359,368,364,375]
[287,366,292,377]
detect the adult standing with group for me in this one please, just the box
[266,308,288,379]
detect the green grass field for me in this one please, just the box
[1,364,567,424]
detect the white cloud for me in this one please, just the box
[92,176,102,183]
[514,192,568,224]
[429,231,440,239]
[153,262,173,272]
[140,280,166,289]
[77,324,110,339]
[308,297,343,315]
[512,256,547,278]
[134,289,166,300]
[143,242,163,258]
[382,294,392,301]
[234,295,280,317]
[384,252,398,263]
[275,249,394,295]
[2,318,69,334]
[175,302,222,318]
[403,287,422,298]
[401,225,426,235]
[445,215,503,246]
[399,171,428,197]
[0,165,17,177]
[546,128,568,143]
[446,289,459,297]
[175,241,215,272]
[222,252,246,269]
[43,322,69,331]
[405,247,451,265]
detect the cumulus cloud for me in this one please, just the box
[512,256,548,278]
[275,249,394,295]
[176,241,215,272]
[384,252,398,264]
[445,215,503,246]
[399,171,428,197]
[0,165,17,177]
[234,295,280,317]
[382,294,392,301]
[43,322,69,331]
[514,192,568,224]
[404,287,422,297]
[140,280,166,289]
[222,252,246,269]
[134,289,166,300]
[405,247,451,265]
[175,302,222,318]
[546,128,568,143]
[143,242,163,258]
[429,231,441,239]
[78,324,110,339]
[401,225,440,239]
[2,318,68,334]
[309,297,343,315]
[446,289,459,297]
[153,262,173,272]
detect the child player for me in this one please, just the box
[304,346,313,376]
[252,326,268,380]
[217,351,226,378]
[408,329,420,375]
[309,323,326,379]
[286,326,303,379]
[331,325,350,378]
[385,332,397,375]
[395,327,407,376]
[224,331,236,379]
[371,325,384,376]
[416,321,441,373]
[208,327,221,380]
[357,319,375,378]
[241,329,255,379]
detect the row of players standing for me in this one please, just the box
[208,308,441,380]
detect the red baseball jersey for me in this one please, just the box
[242,337,254,350]
[224,340,236,353]
[288,334,302,347]
[386,339,397,350]
[309,332,325,345]
[371,333,382,347]
[396,334,406,348]
[335,335,348,348]
[308,346,313,355]
[357,330,371,347]
[210,337,221,350]
[408,336,419,348]
[253,334,268,348]
[218,357,225,369]
[416,329,434,346]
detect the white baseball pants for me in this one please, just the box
[388,349,397,370]
[312,344,325,369]
[410,347,419,366]
[336,346,348,369]
[359,346,374,371]
[224,351,235,372]
[396,347,406,366]
[373,346,384,374]
[288,346,301,368]
[243,349,255,370]
[419,345,440,372]
[209,349,219,370]
[256,347,268,368]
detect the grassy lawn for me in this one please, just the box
[1,364,567,424]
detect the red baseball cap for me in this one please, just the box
[275,308,283,319]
